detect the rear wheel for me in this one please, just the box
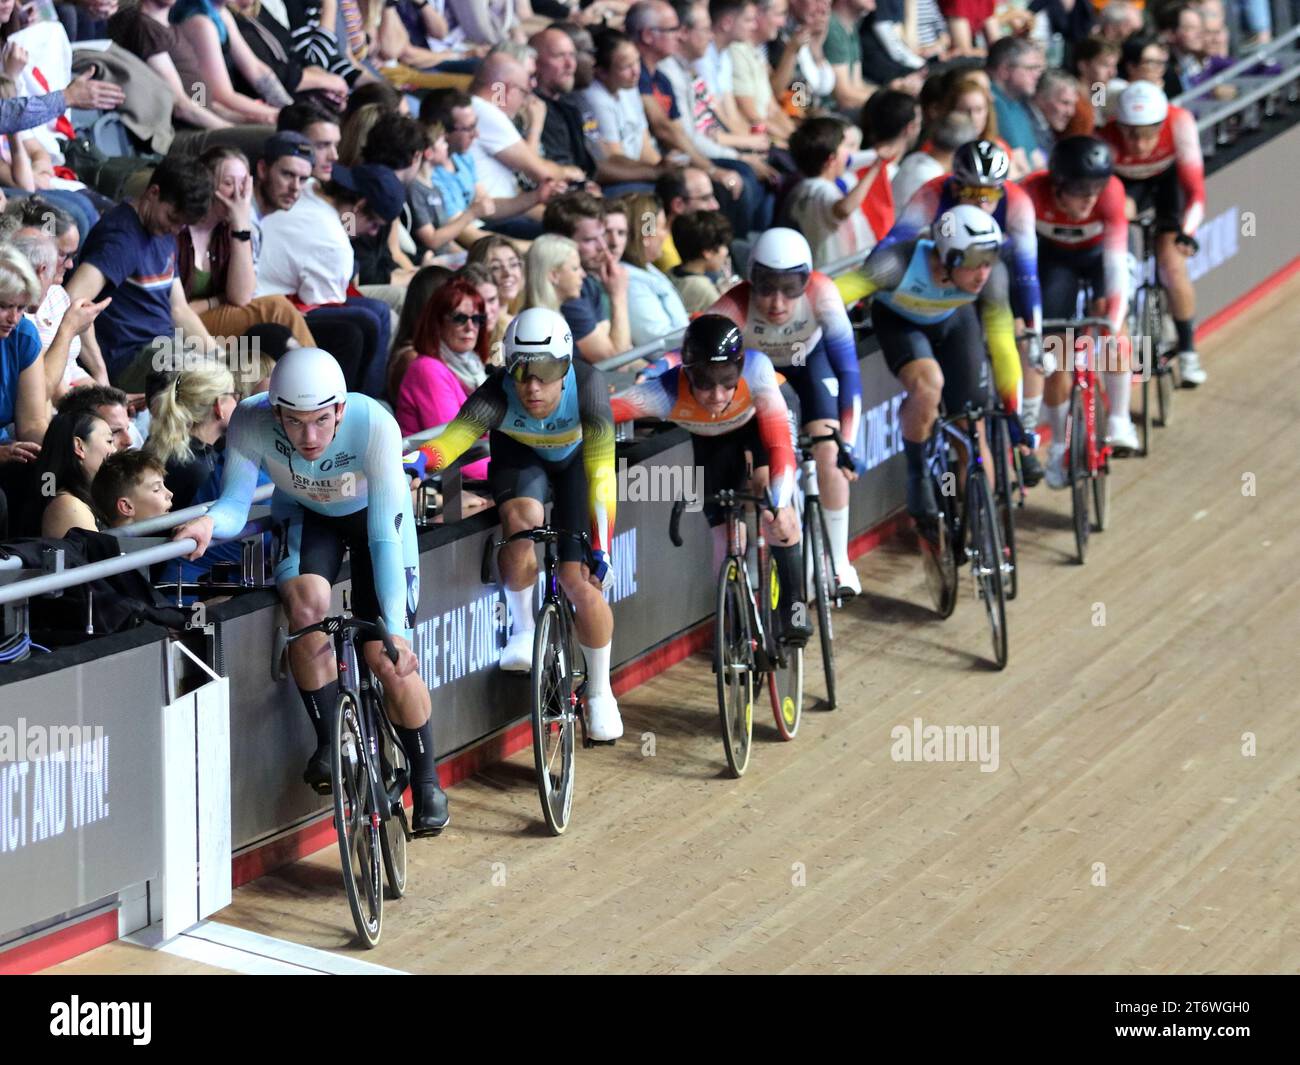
[966,473,1008,670]
[761,545,803,740]
[332,692,382,947]
[1068,391,1090,565]
[921,449,959,619]
[375,708,408,900]
[531,602,576,835]
[1156,357,1174,426]
[715,556,754,777]
[987,414,1018,601]
[805,500,837,710]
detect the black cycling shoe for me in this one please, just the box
[1020,451,1044,487]
[780,613,813,648]
[303,744,331,793]
[411,781,450,837]
[906,476,939,524]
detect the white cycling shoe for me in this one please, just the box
[1178,350,1207,387]
[499,630,534,673]
[1044,444,1069,490]
[1106,418,1140,454]
[584,692,623,742]
[836,564,862,598]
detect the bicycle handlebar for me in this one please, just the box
[796,426,855,471]
[288,615,400,666]
[494,526,597,567]
[668,491,777,548]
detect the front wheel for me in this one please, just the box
[715,556,754,777]
[987,413,1018,601]
[805,500,837,710]
[922,463,959,619]
[531,602,576,835]
[761,545,803,741]
[333,692,383,947]
[375,709,408,900]
[966,473,1009,670]
[1068,390,1090,565]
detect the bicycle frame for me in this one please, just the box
[1044,315,1115,477]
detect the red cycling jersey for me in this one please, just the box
[1020,170,1129,334]
[1098,104,1206,236]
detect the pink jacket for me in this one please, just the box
[395,354,491,481]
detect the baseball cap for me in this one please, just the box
[331,164,405,223]
[261,131,315,167]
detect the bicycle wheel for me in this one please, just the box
[332,691,383,947]
[1157,357,1174,426]
[375,709,408,900]
[922,465,959,619]
[531,600,576,835]
[715,556,754,777]
[761,545,804,741]
[987,414,1018,601]
[1068,391,1090,565]
[966,472,1008,670]
[805,500,837,710]
[1093,468,1111,533]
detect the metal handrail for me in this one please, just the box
[1184,62,1300,132]
[1174,22,1300,112]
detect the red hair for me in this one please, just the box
[412,278,491,364]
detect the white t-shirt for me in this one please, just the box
[256,185,353,307]
[580,79,648,160]
[893,152,946,211]
[695,41,733,100]
[785,177,874,271]
[469,95,523,198]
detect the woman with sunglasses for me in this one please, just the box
[838,205,1019,525]
[611,314,811,646]
[416,306,623,742]
[708,226,863,598]
[394,277,492,481]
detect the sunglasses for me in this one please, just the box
[752,269,810,299]
[685,364,741,391]
[509,357,571,384]
[956,185,1004,205]
[951,246,1001,270]
[450,312,487,327]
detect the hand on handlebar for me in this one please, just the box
[763,504,800,546]
[587,548,614,591]
[837,442,859,481]
[1174,232,1199,257]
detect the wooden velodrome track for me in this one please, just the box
[48,276,1300,975]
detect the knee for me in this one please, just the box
[283,584,330,628]
[906,367,944,408]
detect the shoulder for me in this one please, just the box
[10,318,42,364]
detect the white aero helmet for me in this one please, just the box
[749,227,813,276]
[1117,80,1169,127]
[934,205,1003,270]
[504,307,573,382]
[268,347,347,411]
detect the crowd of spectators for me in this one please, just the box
[0,0,1286,549]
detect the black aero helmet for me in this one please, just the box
[952,139,1010,188]
[1050,135,1114,191]
[682,314,744,368]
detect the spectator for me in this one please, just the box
[419,90,494,241]
[1096,1,1144,45]
[180,146,317,348]
[1028,0,1095,53]
[1156,3,1204,99]
[697,0,776,151]
[467,233,526,317]
[826,0,878,113]
[387,264,452,403]
[0,242,46,449]
[582,28,669,189]
[256,162,405,394]
[858,3,928,95]
[466,50,580,238]
[785,116,875,268]
[542,191,631,362]
[30,408,112,537]
[57,383,140,452]
[64,157,221,392]
[91,449,174,527]
[987,36,1047,173]
[355,111,433,286]
[251,130,314,261]
[226,0,350,110]
[1232,0,1272,47]
[143,359,238,509]
[653,166,720,271]
[277,100,343,183]
[1029,68,1082,157]
[730,0,797,143]
[941,0,1000,57]
[10,229,106,403]
[939,71,1008,156]
[57,0,120,44]
[339,102,387,168]
[394,277,493,481]
[407,116,495,259]
[892,110,977,210]
[1121,34,1171,89]
[554,20,599,91]
[854,87,921,239]
[524,233,586,311]
[617,191,689,345]
[776,0,837,113]
[908,0,951,60]
[458,261,506,355]
[1071,39,1120,132]
[6,198,81,274]
[604,195,630,263]
[868,0,932,74]
[669,208,734,311]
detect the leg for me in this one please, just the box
[489,432,552,671]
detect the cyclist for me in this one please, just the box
[417,307,623,742]
[1097,80,1207,386]
[708,228,863,599]
[610,314,811,645]
[1022,135,1136,484]
[173,348,450,837]
[836,205,1019,525]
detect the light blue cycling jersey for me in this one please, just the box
[207,392,416,639]
[874,239,977,325]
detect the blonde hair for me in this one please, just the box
[0,243,41,305]
[145,360,235,467]
[619,193,663,269]
[523,234,579,311]
[339,103,385,167]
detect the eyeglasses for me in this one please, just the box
[509,357,571,384]
[684,363,741,390]
[449,122,479,134]
[951,246,1001,270]
[956,184,1004,205]
[450,312,487,327]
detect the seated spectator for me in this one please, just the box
[1157,3,1205,99]
[0,242,46,437]
[653,166,721,272]
[387,263,453,402]
[354,111,433,287]
[407,116,495,260]
[867,0,931,76]
[940,0,1000,58]
[669,209,734,312]
[339,103,386,168]
[772,0,837,114]
[730,0,797,143]
[181,146,317,348]
[524,233,586,313]
[250,130,314,260]
[852,87,922,240]
[1029,69,1083,157]
[226,0,350,111]
[393,276,492,481]
[143,359,238,509]
[696,0,785,155]
[892,110,977,211]
[542,191,631,363]
[457,262,505,354]
[826,0,877,113]
[785,116,875,269]
[418,90,494,241]
[467,233,525,319]
[1096,1,1144,46]
[91,449,174,527]
[1071,38,1120,133]
[6,197,81,270]
[604,197,630,267]
[256,162,406,394]
[29,408,113,537]
[276,100,342,183]
[988,37,1046,173]
[56,384,139,452]
[582,29,668,187]
[1120,34,1171,90]
[64,157,221,392]
[617,191,689,346]
[906,0,951,61]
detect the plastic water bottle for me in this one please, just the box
[25,0,60,23]
[1047,32,1065,68]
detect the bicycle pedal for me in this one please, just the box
[582,736,616,748]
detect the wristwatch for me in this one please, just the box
[231,229,252,242]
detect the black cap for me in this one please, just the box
[331,164,406,223]
[261,131,314,167]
